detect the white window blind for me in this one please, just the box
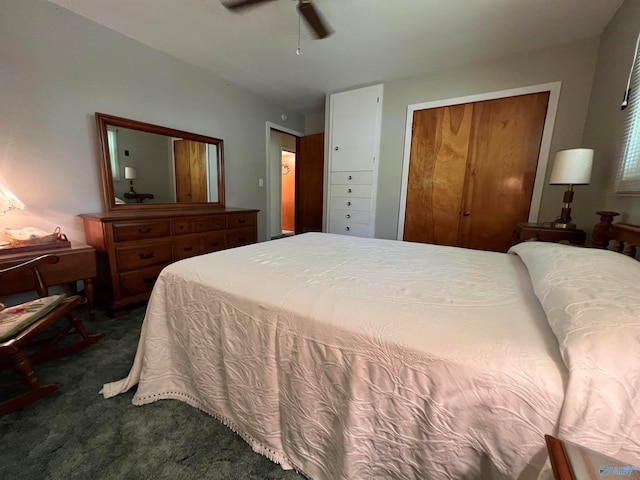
[616,32,640,194]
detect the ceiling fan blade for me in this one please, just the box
[222,0,277,12]
[298,1,333,39]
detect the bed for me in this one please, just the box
[102,212,640,480]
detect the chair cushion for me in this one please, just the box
[0,294,66,341]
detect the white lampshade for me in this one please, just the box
[124,166,138,180]
[549,148,593,185]
[0,182,25,215]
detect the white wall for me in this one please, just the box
[0,0,304,243]
[374,37,600,239]
[581,0,640,226]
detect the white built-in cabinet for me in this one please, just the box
[326,84,383,238]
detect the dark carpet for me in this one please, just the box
[0,304,306,480]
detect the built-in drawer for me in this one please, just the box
[203,232,227,253]
[119,264,167,297]
[226,227,257,248]
[172,220,194,235]
[113,221,171,242]
[194,216,226,232]
[227,213,256,229]
[329,197,372,211]
[330,184,372,198]
[329,221,372,237]
[115,242,173,272]
[174,236,204,260]
[329,209,371,225]
[330,171,374,185]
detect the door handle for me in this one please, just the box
[463,211,471,216]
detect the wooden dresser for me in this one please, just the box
[79,208,258,316]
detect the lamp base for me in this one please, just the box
[551,221,576,230]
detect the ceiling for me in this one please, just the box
[48,0,623,114]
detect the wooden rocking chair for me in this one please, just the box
[0,254,104,415]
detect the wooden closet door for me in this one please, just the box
[404,104,473,245]
[174,140,207,203]
[403,91,549,252]
[458,92,549,252]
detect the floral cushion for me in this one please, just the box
[0,294,66,341]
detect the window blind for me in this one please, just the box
[616,32,640,194]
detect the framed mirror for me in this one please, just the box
[95,113,225,211]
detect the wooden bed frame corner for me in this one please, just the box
[592,211,640,259]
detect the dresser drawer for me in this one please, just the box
[172,220,194,235]
[330,171,374,185]
[329,209,371,225]
[329,197,372,211]
[115,242,173,272]
[329,221,372,237]
[330,184,372,198]
[227,213,256,229]
[194,216,227,232]
[174,236,204,260]
[113,221,171,242]
[119,264,167,297]
[226,227,257,248]
[203,232,227,253]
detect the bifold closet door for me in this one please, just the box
[174,139,208,203]
[403,91,549,252]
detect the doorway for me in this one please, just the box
[281,149,296,235]
[266,123,326,241]
[268,127,299,240]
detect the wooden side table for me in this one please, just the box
[515,222,586,246]
[545,434,640,479]
[0,243,97,319]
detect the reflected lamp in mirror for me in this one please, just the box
[0,183,26,215]
[549,148,593,229]
[124,166,138,194]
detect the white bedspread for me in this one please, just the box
[103,233,569,479]
[510,242,640,466]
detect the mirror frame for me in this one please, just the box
[95,112,225,212]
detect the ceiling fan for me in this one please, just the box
[222,0,333,40]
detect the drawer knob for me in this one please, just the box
[138,227,151,234]
[334,146,339,151]
[210,242,219,247]
[142,276,158,284]
[139,252,155,260]
[347,188,352,193]
[184,246,193,252]
[347,201,351,206]
[345,227,350,231]
[238,236,247,242]
[238,219,246,224]
[348,175,353,180]
[346,214,351,219]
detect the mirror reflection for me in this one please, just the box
[95,113,225,211]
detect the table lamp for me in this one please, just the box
[0,182,25,215]
[124,166,138,194]
[549,148,593,229]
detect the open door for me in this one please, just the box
[296,132,324,234]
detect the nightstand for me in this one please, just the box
[545,435,640,480]
[515,222,586,246]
